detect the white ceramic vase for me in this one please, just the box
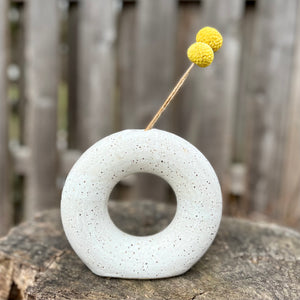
[61,129,222,279]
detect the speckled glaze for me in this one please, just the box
[61,129,222,279]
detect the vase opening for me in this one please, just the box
[108,172,177,236]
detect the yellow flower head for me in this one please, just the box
[187,42,214,68]
[196,26,223,52]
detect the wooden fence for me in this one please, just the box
[1,0,300,236]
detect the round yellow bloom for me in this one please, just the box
[187,42,214,67]
[196,27,223,52]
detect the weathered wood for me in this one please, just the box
[0,0,12,236]
[233,2,255,164]
[76,0,119,150]
[0,200,300,299]
[16,3,26,146]
[246,0,298,216]
[67,1,79,149]
[118,2,136,130]
[172,1,201,137]
[134,0,177,203]
[9,3,26,144]
[2,0,300,238]
[10,144,30,175]
[10,144,81,179]
[279,1,300,230]
[187,0,244,213]
[11,3,26,227]
[231,2,256,215]
[24,0,59,218]
[134,0,177,130]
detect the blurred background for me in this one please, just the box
[0,0,300,236]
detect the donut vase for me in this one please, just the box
[61,129,222,279]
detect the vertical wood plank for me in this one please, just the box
[67,1,79,149]
[134,0,177,202]
[231,2,256,214]
[172,1,201,137]
[233,2,255,164]
[24,0,59,218]
[16,3,26,145]
[134,0,177,130]
[118,2,136,130]
[10,3,26,225]
[279,1,300,228]
[247,0,298,216]
[187,0,244,212]
[0,0,12,235]
[77,0,119,150]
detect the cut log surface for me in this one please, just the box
[0,200,299,300]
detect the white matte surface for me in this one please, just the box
[61,129,222,279]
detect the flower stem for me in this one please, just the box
[145,63,195,131]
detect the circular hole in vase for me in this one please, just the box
[108,172,177,236]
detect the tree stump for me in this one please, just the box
[0,200,299,300]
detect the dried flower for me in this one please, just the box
[196,26,223,52]
[187,42,214,67]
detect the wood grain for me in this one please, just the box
[279,1,300,229]
[246,0,298,216]
[0,0,12,236]
[67,2,79,149]
[1,1,300,234]
[24,0,59,218]
[187,0,244,212]
[118,2,136,130]
[134,0,177,130]
[232,3,256,214]
[172,1,201,138]
[133,0,177,203]
[77,0,119,150]
[0,201,300,299]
